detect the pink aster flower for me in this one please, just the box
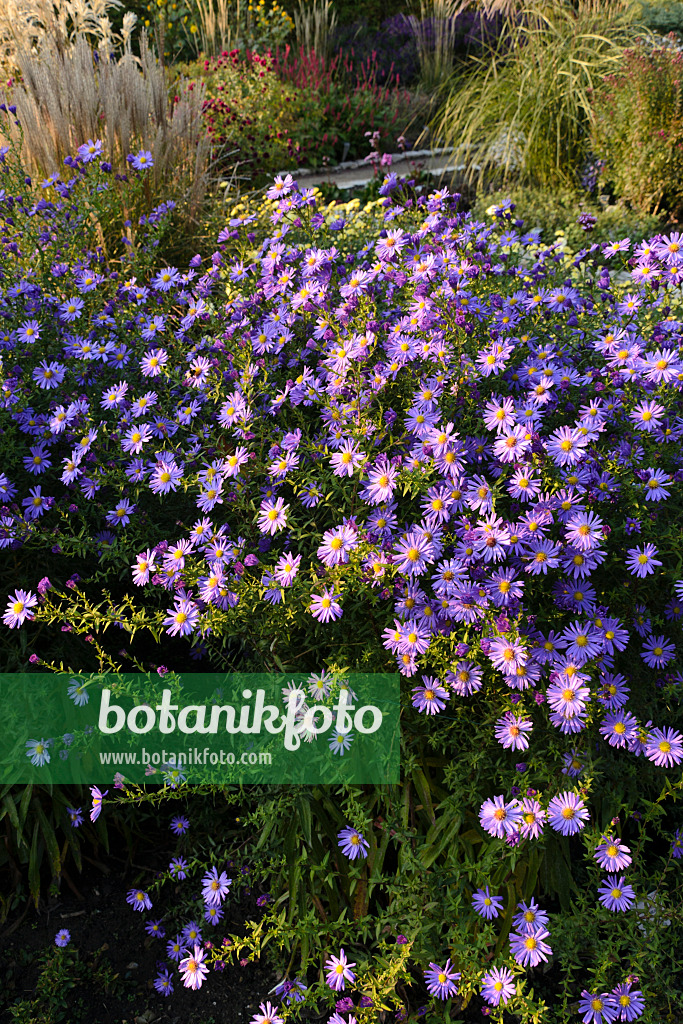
[547,791,589,835]
[3,588,38,628]
[565,511,604,551]
[309,588,343,623]
[272,551,301,587]
[494,713,533,751]
[362,458,397,504]
[250,1001,284,1024]
[179,944,209,990]
[90,785,107,822]
[644,726,683,767]
[317,525,358,567]
[479,794,523,838]
[629,400,664,432]
[329,439,365,477]
[519,797,546,839]
[257,497,289,535]
[480,965,515,1007]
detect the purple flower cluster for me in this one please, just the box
[1,133,680,1018]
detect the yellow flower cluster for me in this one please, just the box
[220,193,390,305]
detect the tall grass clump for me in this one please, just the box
[408,0,466,93]
[430,0,648,187]
[293,0,338,63]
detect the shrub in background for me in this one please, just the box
[590,42,683,219]
[188,46,416,181]
[185,48,315,181]
[637,0,683,35]
[191,0,294,59]
[471,185,664,249]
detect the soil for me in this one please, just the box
[1,848,279,1024]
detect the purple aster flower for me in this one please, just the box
[471,886,503,920]
[170,814,189,835]
[324,949,356,991]
[625,544,662,578]
[170,856,188,879]
[578,990,619,1024]
[547,791,589,835]
[594,838,632,872]
[562,750,584,777]
[599,711,639,748]
[672,828,683,859]
[67,806,83,827]
[145,919,165,938]
[424,958,460,999]
[154,968,174,996]
[181,921,202,945]
[55,928,70,947]
[509,927,553,967]
[163,596,200,637]
[131,149,154,170]
[202,866,232,906]
[641,636,676,668]
[77,138,102,163]
[338,827,369,860]
[480,965,515,1006]
[127,888,152,911]
[167,935,184,961]
[644,726,683,767]
[411,677,449,714]
[393,531,433,577]
[611,982,645,1021]
[597,875,636,912]
[512,899,549,933]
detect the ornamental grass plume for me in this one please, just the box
[0,31,211,232]
[0,0,136,77]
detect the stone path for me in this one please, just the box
[281,146,474,190]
